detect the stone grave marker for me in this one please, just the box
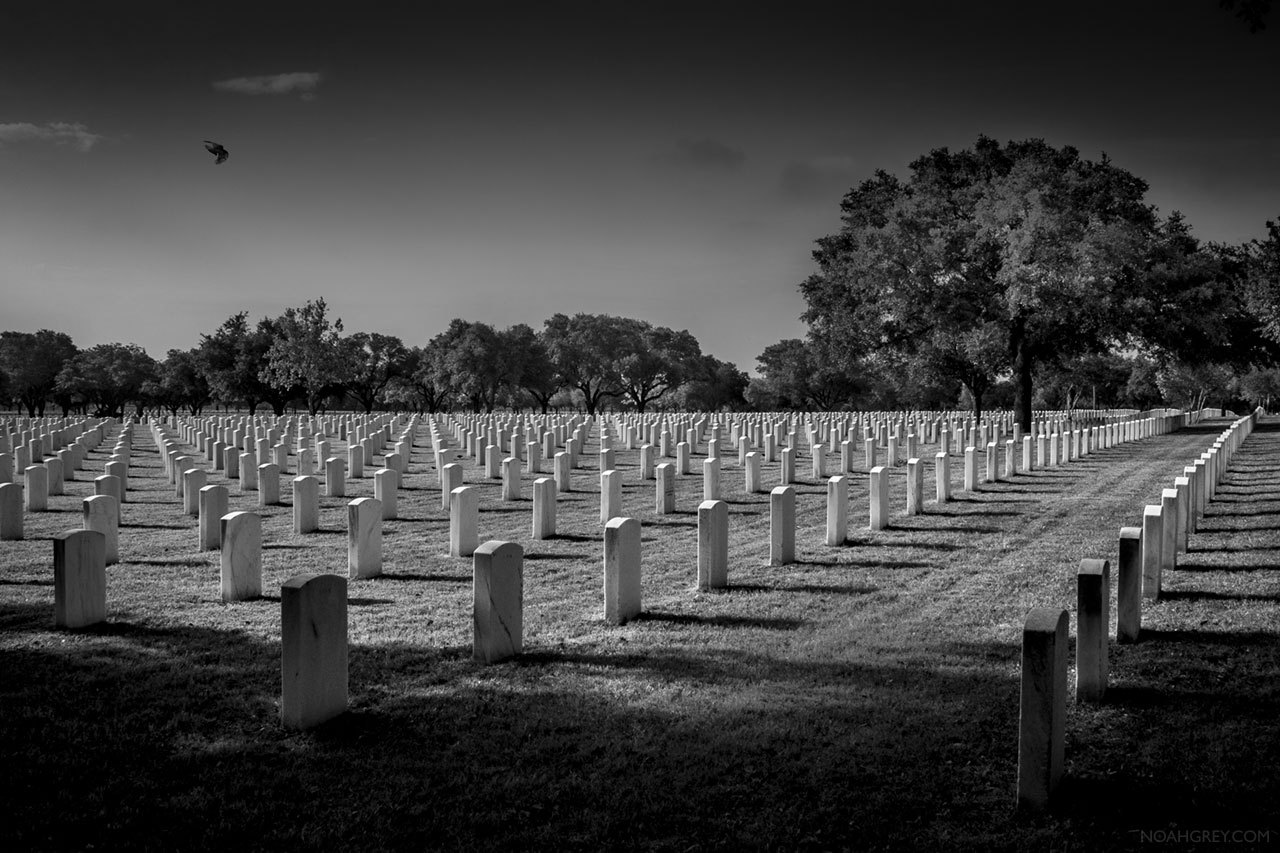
[1075,558,1109,703]
[0,482,22,540]
[450,486,479,557]
[603,517,641,625]
[770,486,795,565]
[280,573,348,729]
[347,497,383,579]
[697,499,729,591]
[473,541,523,664]
[826,475,847,546]
[54,529,107,629]
[220,511,262,601]
[532,477,556,539]
[82,494,120,565]
[1016,608,1067,811]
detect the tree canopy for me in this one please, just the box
[797,136,1239,427]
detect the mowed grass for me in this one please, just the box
[1,417,1278,851]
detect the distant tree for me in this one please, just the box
[1123,356,1164,410]
[1156,361,1238,413]
[543,313,627,415]
[800,136,1161,429]
[1239,366,1280,410]
[614,321,704,413]
[1243,219,1280,346]
[261,299,355,416]
[146,349,212,416]
[754,339,855,410]
[346,332,410,413]
[677,355,749,411]
[1035,351,1135,411]
[505,324,561,414]
[0,329,78,416]
[425,319,515,413]
[197,313,295,414]
[55,343,158,417]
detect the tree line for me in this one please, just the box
[0,305,748,419]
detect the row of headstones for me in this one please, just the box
[162,413,417,484]
[432,406,1186,556]
[438,411,1181,503]
[1014,410,1256,810]
[0,420,131,541]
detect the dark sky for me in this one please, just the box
[1,1,1276,373]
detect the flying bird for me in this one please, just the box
[203,140,228,164]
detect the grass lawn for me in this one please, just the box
[1,416,1277,851]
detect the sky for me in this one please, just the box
[1,1,1277,375]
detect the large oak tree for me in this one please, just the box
[800,136,1162,428]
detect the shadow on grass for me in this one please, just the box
[1139,627,1280,646]
[1175,560,1280,572]
[1159,588,1280,603]
[923,509,1023,518]
[843,537,962,552]
[126,556,212,567]
[377,571,469,583]
[632,611,806,630]
[120,522,191,530]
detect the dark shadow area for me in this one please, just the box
[1175,560,1280,572]
[1159,588,1280,603]
[376,571,469,583]
[923,509,1023,518]
[125,556,212,567]
[632,611,806,630]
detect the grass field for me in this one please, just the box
[1,416,1277,851]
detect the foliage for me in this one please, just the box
[0,329,78,417]
[503,324,561,414]
[1156,360,1239,413]
[751,339,856,410]
[146,349,212,416]
[1238,366,1280,410]
[424,319,513,413]
[345,332,410,413]
[1243,219,1280,347]
[196,313,294,414]
[615,321,704,413]
[1034,351,1140,411]
[799,136,1162,427]
[261,299,354,416]
[54,343,158,417]
[676,355,749,411]
[542,313,628,415]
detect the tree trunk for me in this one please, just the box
[1011,319,1033,432]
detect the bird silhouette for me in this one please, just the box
[203,140,228,164]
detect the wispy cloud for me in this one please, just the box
[0,121,104,152]
[212,71,323,98]
[656,137,746,172]
[778,155,857,203]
